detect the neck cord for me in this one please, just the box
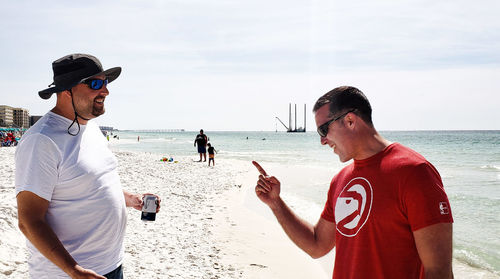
[67,89,90,136]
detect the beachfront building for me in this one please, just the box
[13,107,30,128]
[0,105,31,128]
[30,115,43,126]
[0,105,14,127]
[99,126,114,132]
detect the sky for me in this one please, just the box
[1,0,499,131]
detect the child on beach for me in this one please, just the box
[207,143,217,166]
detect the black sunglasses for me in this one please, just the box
[317,109,356,137]
[82,78,108,90]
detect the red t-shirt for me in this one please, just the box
[321,143,453,279]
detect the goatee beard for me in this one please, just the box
[92,106,105,117]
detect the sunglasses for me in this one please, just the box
[82,78,108,90]
[317,109,356,137]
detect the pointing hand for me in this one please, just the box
[252,161,281,206]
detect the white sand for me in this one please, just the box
[0,147,26,277]
[1,147,498,278]
[0,147,326,278]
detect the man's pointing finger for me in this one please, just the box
[252,161,268,176]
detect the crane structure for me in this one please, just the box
[275,103,306,133]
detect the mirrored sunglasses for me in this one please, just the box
[83,78,108,90]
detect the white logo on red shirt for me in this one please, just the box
[335,177,373,237]
[439,202,449,215]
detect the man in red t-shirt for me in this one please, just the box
[253,86,453,279]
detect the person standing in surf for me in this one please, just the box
[194,129,208,162]
[207,143,217,166]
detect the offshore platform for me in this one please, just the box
[275,103,306,133]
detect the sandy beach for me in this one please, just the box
[0,147,327,278]
[1,146,498,278]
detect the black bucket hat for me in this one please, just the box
[38,53,121,99]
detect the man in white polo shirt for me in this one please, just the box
[15,53,161,279]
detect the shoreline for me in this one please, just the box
[212,170,330,279]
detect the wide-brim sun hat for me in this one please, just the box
[38,53,121,99]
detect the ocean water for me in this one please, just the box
[109,130,500,276]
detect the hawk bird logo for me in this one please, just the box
[335,177,373,237]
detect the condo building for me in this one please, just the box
[1,105,35,128]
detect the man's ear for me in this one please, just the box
[58,90,72,98]
[345,112,356,129]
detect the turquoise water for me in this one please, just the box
[110,130,500,275]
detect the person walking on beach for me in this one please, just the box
[207,143,217,166]
[15,53,161,279]
[194,129,208,162]
[253,86,454,279]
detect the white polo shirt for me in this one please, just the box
[15,112,127,278]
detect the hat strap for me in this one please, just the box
[67,89,90,136]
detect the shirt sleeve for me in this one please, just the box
[321,178,336,223]
[15,134,62,201]
[402,162,454,231]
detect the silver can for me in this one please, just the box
[141,195,158,221]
